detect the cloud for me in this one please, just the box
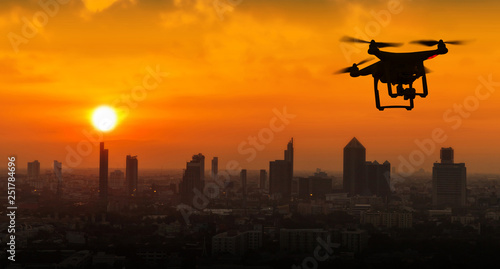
[81,0,135,13]
[0,57,53,84]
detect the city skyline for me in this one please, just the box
[6,132,498,175]
[1,1,500,174]
[14,136,492,176]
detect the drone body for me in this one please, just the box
[337,37,464,110]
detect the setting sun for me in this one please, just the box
[91,105,117,132]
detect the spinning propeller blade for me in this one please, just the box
[340,36,403,48]
[340,36,370,44]
[444,40,468,45]
[335,67,353,74]
[410,39,469,46]
[356,58,374,66]
[334,58,374,74]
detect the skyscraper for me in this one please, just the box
[240,169,247,197]
[212,157,218,180]
[432,147,466,208]
[285,138,294,169]
[126,155,138,197]
[27,160,40,180]
[99,142,109,201]
[440,147,454,163]
[179,153,205,204]
[298,169,333,199]
[343,137,366,196]
[241,169,247,210]
[54,160,63,196]
[259,169,267,190]
[365,160,391,197]
[269,138,294,202]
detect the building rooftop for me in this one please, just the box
[345,137,365,149]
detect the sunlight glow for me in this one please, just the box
[92,105,118,132]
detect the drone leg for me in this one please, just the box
[406,97,414,111]
[374,78,384,111]
[417,72,429,98]
[388,83,399,98]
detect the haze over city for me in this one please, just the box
[1,0,500,173]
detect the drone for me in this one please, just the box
[336,36,467,111]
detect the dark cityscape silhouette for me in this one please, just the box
[4,136,500,268]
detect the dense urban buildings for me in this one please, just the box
[432,147,467,208]
[109,169,124,189]
[126,155,139,197]
[6,140,497,269]
[361,211,413,228]
[341,230,369,253]
[280,229,329,253]
[212,230,262,256]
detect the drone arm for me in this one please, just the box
[357,62,378,76]
[420,48,448,62]
[358,68,373,76]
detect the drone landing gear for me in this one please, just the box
[374,79,415,111]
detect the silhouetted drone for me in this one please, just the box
[336,36,467,111]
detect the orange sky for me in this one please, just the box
[1,0,500,174]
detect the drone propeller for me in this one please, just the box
[334,58,374,74]
[410,39,469,46]
[340,36,403,48]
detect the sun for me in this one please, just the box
[92,105,118,132]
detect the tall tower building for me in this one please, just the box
[285,138,294,170]
[241,169,247,210]
[99,142,109,201]
[269,138,294,202]
[432,147,466,208]
[240,169,247,196]
[179,153,205,204]
[126,155,138,197]
[260,169,267,190]
[365,160,391,197]
[440,147,454,163]
[27,160,40,180]
[54,160,63,196]
[343,137,366,196]
[212,157,218,180]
